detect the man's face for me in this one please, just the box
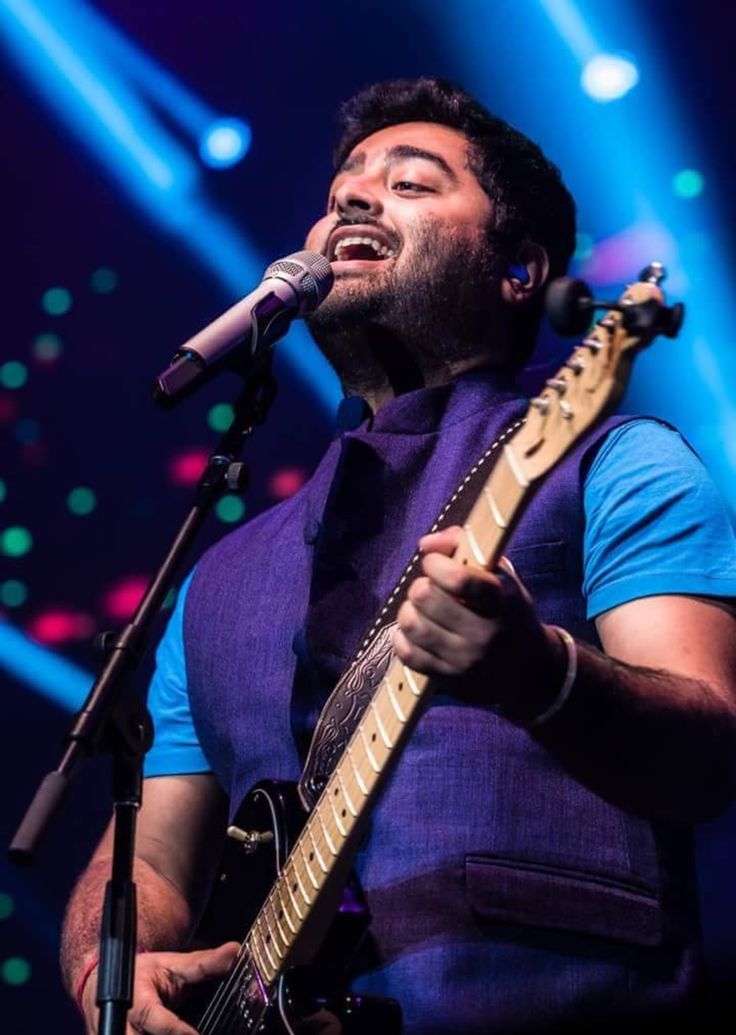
[305,121,493,305]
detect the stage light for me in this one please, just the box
[0,362,28,389]
[581,53,639,102]
[90,266,119,293]
[0,894,14,920]
[208,402,234,432]
[673,169,705,199]
[102,574,148,620]
[1,958,31,987]
[0,581,28,608]
[1,527,33,558]
[28,609,94,645]
[168,449,209,486]
[67,486,97,515]
[268,467,308,500]
[41,286,72,315]
[215,495,246,523]
[32,333,62,362]
[200,118,251,169]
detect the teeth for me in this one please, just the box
[333,235,395,260]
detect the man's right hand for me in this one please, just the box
[80,942,240,1035]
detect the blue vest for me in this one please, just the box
[185,373,702,1032]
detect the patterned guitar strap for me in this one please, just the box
[298,412,526,809]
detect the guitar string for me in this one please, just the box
[197,416,528,1033]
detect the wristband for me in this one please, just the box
[523,625,577,728]
[74,956,99,1014]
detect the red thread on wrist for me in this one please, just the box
[74,956,99,1013]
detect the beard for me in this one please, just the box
[305,219,505,400]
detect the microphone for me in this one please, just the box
[153,249,333,407]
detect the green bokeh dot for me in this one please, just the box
[0,894,14,920]
[0,480,6,503]
[90,267,119,294]
[41,287,72,316]
[215,495,246,523]
[672,169,705,199]
[0,580,28,607]
[0,361,28,389]
[162,587,177,610]
[208,403,235,432]
[1,527,33,557]
[32,333,63,361]
[67,486,97,516]
[1,957,31,986]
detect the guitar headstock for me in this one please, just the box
[512,262,685,481]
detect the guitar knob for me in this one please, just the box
[226,826,274,853]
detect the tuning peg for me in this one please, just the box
[544,277,594,337]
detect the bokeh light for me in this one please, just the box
[102,574,149,620]
[199,118,252,168]
[1,526,33,557]
[41,287,72,316]
[67,486,97,515]
[672,168,705,199]
[215,494,246,523]
[0,361,28,389]
[207,402,234,432]
[14,418,42,445]
[0,396,19,424]
[0,480,6,503]
[168,448,209,486]
[90,266,119,293]
[32,332,63,362]
[581,53,639,102]
[0,894,14,920]
[27,609,95,645]
[1,958,31,987]
[0,580,28,607]
[268,466,308,500]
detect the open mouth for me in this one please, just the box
[327,226,399,264]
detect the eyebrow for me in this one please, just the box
[337,144,460,184]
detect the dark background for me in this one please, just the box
[1,2,735,1031]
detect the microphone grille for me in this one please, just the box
[265,250,334,313]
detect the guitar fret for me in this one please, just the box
[503,444,529,487]
[483,486,507,528]
[329,793,348,836]
[300,843,320,889]
[293,862,312,905]
[347,742,370,795]
[266,901,288,955]
[337,769,358,817]
[359,724,382,773]
[307,824,328,874]
[401,663,421,697]
[463,522,487,566]
[386,680,407,722]
[317,808,339,855]
[258,923,278,972]
[371,700,393,748]
[276,885,297,934]
[247,933,272,985]
[284,868,305,919]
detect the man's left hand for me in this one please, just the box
[392,526,564,718]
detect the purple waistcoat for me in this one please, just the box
[185,372,702,1033]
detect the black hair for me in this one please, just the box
[333,77,577,364]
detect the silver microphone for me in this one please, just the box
[154,250,333,407]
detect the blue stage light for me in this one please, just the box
[581,53,639,102]
[200,118,251,169]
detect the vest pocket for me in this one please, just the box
[465,854,662,947]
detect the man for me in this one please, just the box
[61,78,736,1034]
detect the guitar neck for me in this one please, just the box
[243,442,532,986]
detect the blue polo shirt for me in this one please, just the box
[144,418,736,777]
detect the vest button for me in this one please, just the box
[303,519,320,545]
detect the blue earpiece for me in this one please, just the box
[508,263,530,284]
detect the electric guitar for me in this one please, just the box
[186,266,684,1034]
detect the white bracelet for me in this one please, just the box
[524,625,577,728]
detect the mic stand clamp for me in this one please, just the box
[9,360,278,1035]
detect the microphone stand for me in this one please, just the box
[8,360,278,1035]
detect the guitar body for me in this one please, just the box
[188,780,402,1035]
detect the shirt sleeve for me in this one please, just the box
[583,418,736,619]
[143,569,212,777]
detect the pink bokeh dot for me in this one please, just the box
[28,609,95,645]
[267,466,307,500]
[102,575,149,620]
[168,449,209,486]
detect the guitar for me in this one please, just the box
[186,266,683,1034]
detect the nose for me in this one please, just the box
[333,174,383,220]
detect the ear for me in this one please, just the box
[500,242,550,307]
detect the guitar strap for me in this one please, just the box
[298,410,527,809]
